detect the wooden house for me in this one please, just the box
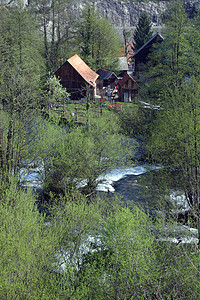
[96,69,118,98]
[55,54,99,100]
[118,73,140,102]
[132,32,164,81]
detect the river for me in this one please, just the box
[21,161,198,245]
[95,163,198,245]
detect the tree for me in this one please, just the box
[76,4,121,70]
[0,181,105,298]
[1,181,200,298]
[186,12,200,79]
[133,11,153,51]
[0,184,66,298]
[46,75,70,115]
[29,0,74,72]
[0,4,45,184]
[148,79,200,246]
[140,0,190,106]
[32,114,134,197]
[123,28,131,57]
[77,205,158,299]
[143,1,200,246]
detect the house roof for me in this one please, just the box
[117,57,129,71]
[118,73,140,88]
[132,32,164,59]
[96,69,118,80]
[126,42,135,62]
[119,42,135,61]
[55,54,99,87]
[67,54,99,87]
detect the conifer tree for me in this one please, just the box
[76,4,121,70]
[140,0,189,105]
[143,1,200,246]
[133,11,153,51]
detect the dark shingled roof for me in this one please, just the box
[118,73,140,88]
[96,69,118,80]
[132,32,164,59]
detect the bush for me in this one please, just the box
[0,183,200,299]
[33,115,134,197]
[0,184,69,299]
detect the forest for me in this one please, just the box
[0,1,200,299]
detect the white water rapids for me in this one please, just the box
[21,163,198,245]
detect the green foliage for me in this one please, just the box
[79,206,157,299]
[118,104,158,137]
[32,114,134,196]
[186,13,200,79]
[76,4,122,70]
[0,183,200,299]
[29,0,74,72]
[45,75,70,109]
[86,207,157,299]
[0,5,45,100]
[152,240,200,299]
[69,204,200,299]
[0,183,106,299]
[141,1,191,105]
[0,111,25,182]
[147,79,200,219]
[0,5,46,185]
[133,11,153,51]
[142,1,200,244]
[0,184,67,299]
[0,15,44,144]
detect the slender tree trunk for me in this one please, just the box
[0,128,5,181]
[18,13,22,67]
[57,0,61,42]
[42,6,49,69]
[63,97,65,117]
[50,0,58,71]
[14,123,24,180]
[6,119,13,182]
[192,95,200,247]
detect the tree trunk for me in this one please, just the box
[5,120,13,182]
[0,127,5,180]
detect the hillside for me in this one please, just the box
[90,0,199,27]
[1,1,200,31]
[2,1,200,26]
[71,0,167,27]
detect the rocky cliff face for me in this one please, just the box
[94,0,166,27]
[3,0,200,31]
[70,0,200,28]
[67,0,200,40]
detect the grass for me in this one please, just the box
[47,101,138,124]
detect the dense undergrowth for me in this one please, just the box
[1,183,200,299]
